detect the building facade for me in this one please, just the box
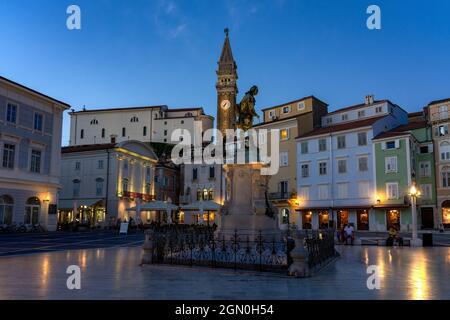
[59,141,158,227]
[296,96,409,231]
[427,97,450,228]
[372,116,437,231]
[253,96,328,229]
[0,76,70,231]
[69,105,213,146]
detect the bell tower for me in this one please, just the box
[216,28,238,137]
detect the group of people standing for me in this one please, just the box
[337,223,355,245]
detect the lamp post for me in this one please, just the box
[409,183,422,247]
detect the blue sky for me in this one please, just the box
[0,0,449,145]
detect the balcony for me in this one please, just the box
[118,191,155,202]
[268,192,292,201]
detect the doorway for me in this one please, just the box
[386,209,400,231]
[24,197,40,225]
[420,207,434,229]
[357,210,369,230]
[337,210,349,229]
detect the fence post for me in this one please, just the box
[288,232,311,278]
[141,229,155,265]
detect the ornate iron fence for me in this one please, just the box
[145,225,337,273]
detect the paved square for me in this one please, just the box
[0,244,449,299]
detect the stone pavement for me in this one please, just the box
[0,245,449,300]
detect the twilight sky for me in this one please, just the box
[0,0,449,145]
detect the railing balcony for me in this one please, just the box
[268,192,292,200]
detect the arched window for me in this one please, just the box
[208,189,214,200]
[25,197,40,225]
[0,195,14,225]
[73,179,81,197]
[196,189,202,201]
[101,128,105,138]
[80,129,84,139]
[281,208,290,224]
[122,127,126,137]
[143,126,147,136]
[96,178,104,196]
[90,119,98,125]
[202,188,208,200]
[130,116,139,123]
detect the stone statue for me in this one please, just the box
[236,85,260,131]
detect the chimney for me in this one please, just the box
[365,95,375,105]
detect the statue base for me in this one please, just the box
[217,163,281,241]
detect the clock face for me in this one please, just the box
[221,100,231,110]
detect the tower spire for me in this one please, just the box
[218,28,236,71]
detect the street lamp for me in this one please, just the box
[409,183,422,247]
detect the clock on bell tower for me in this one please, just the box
[216,28,238,138]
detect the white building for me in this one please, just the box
[0,76,70,231]
[68,105,214,146]
[59,141,158,228]
[295,96,408,231]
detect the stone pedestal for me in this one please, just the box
[217,163,280,240]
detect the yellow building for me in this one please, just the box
[253,96,328,229]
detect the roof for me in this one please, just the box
[296,116,386,139]
[62,143,117,153]
[427,97,450,106]
[373,120,428,140]
[408,111,423,118]
[261,95,328,112]
[326,100,390,116]
[167,107,203,112]
[0,75,71,109]
[70,105,166,114]
[218,32,236,69]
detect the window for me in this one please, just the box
[122,179,129,193]
[268,110,276,119]
[98,160,104,169]
[279,181,289,198]
[300,142,308,154]
[386,141,396,149]
[196,189,202,201]
[202,188,208,200]
[181,120,184,124]
[282,105,291,114]
[258,131,267,144]
[318,139,327,152]
[90,119,98,125]
[438,125,449,137]
[2,144,15,169]
[24,197,40,225]
[419,161,431,177]
[357,132,367,146]
[208,189,214,201]
[420,146,429,154]
[319,162,327,175]
[34,113,43,131]
[440,144,450,161]
[375,106,383,113]
[0,195,13,225]
[75,161,81,170]
[192,168,198,180]
[298,102,305,111]
[130,116,139,123]
[420,184,432,199]
[318,185,329,200]
[337,159,347,174]
[122,127,126,137]
[143,126,147,136]
[6,103,17,124]
[358,110,365,118]
[337,136,346,149]
[326,117,332,124]
[385,156,398,173]
[73,180,81,197]
[358,156,368,172]
[164,130,168,136]
[80,129,84,139]
[123,160,129,172]
[30,150,41,173]
[301,164,309,178]
[146,167,152,182]
[280,152,289,166]
[96,178,104,196]
[337,183,348,199]
[280,128,289,140]
[299,186,309,200]
[341,114,348,121]
[164,121,167,125]
[442,171,450,188]
[281,208,290,224]
[101,128,105,138]
[209,166,215,179]
[145,183,151,195]
[386,182,399,200]
[358,181,370,198]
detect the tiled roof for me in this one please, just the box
[252,112,310,128]
[427,97,450,106]
[296,116,385,139]
[261,95,328,111]
[62,143,117,153]
[70,105,166,114]
[0,75,71,108]
[326,100,390,116]
[372,120,427,140]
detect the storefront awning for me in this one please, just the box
[180,201,222,211]
[126,201,179,212]
[58,199,104,210]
